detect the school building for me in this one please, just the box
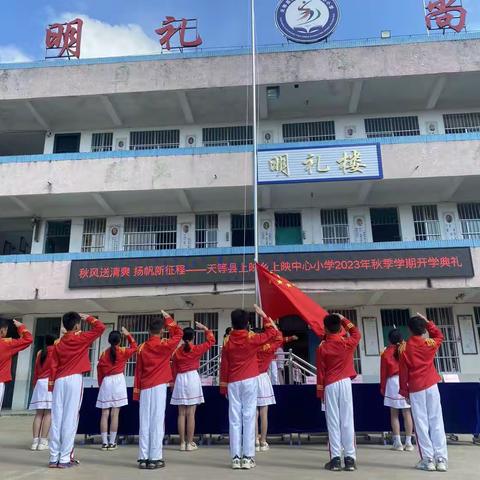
[1,33,480,410]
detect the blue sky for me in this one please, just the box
[1,0,479,62]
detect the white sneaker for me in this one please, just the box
[415,459,436,471]
[30,440,39,451]
[37,440,49,451]
[260,442,270,452]
[179,442,186,451]
[241,457,256,470]
[392,442,404,451]
[436,457,448,472]
[255,441,260,452]
[404,444,415,452]
[186,442,198,451]
[231,456,242,470]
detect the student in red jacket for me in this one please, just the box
[171,321,215,452]
[96,327,137,451]
[48,312,106,469]
[220,305,278,470]
[399,313,448,472]
[380,329,414,452]
[316,313,361,472]
[29,335,56,451]
[0,318,33,411]
[133,310,183,470]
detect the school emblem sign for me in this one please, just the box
[275,0,340,44]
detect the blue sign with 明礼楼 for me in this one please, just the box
[257,143,383,185]
[275,0,340,44]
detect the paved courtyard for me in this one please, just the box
[0,415,478,480]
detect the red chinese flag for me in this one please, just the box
[256,263,326,337]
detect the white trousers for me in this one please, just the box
[325,378,356,459]
[410,384,448,461]
[49,374,83,464]
[0,382,5,411]
[228,377,258,459]
[138,384,167,461]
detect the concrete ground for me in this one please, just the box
[0,415,478,480]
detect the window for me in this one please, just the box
[82,218,106,252]
[202,126,253,147]
[475,308,480,346]
[329,309,361,374]
[275,212,302,245]
[426,307,460,373]
[53,133,81,153]
[231,214,255,247]
[412,205,441,241]
[124,216,177,251]
[321,209,349,244]
[44,220,71,253]
[194,312,219,373]
[195,214,218,248]
[370,208,401,242]
[118,314,164,377]
[365,116,420,138]
[444,113,480,134]
[91,132,113,152]
[380,309,410,347]
[282,121,336,143]
[129,130,180,150]
[458,203,480,239]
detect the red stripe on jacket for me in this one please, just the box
[399,321,443,397]
[33,345,55,386]
[97,334,138,386]
[0,325,33,383]
[219,319,278,394]
[48,316,106,391]
[172,329,216,379]
[316,318,361,400]
[133,317,183,401]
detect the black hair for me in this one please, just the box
[40,335,56,366]
[324,314,341,334]
[150,316,165,335]
[224,327,232,338]
[62,312,81,332]
[182,327,195,353]
[407,316,427,336]
[0,317,9,331]
[388,329,403,361]
[231,309,249,330]
[108,330,122,364]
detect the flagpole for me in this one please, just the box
[251,0,260,307]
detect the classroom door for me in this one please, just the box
[275,213,303,246]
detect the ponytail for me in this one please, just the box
[182,327,195,353]
[388,328,403,361]
[40,335,55,366]
[108,330,122,365]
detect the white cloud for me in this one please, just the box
[0,45,32,63]
[56,12,163,59]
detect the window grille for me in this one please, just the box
[202,126,253,147]
[124,216,177,251]
[282,121,335,142]
[444,113,480,134]
[458,203,480,240]
[365,116,420,138]
[195,214,218,248]
[231,213,255,247]
[129,130,180,150]
[81,218,106,252]
[91,132,113,152]
[474,307,480,349]
[275,212,302,228]
[321,209,350,244]
[412,205,441,241]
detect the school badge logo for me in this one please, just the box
[275,0,340,44]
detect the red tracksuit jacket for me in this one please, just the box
[380,345,402,397]
[97,334,138,386]
[0,325,33,383]
[399,321,443,398]
[49,316,106,391]
[172,328,216,379]
[133,316,183,401]
[220,320,278,394]
[316,318,361,400]
[33,345,55,386]
[257,334,296,374]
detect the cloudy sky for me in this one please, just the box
[1,0,479,63]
